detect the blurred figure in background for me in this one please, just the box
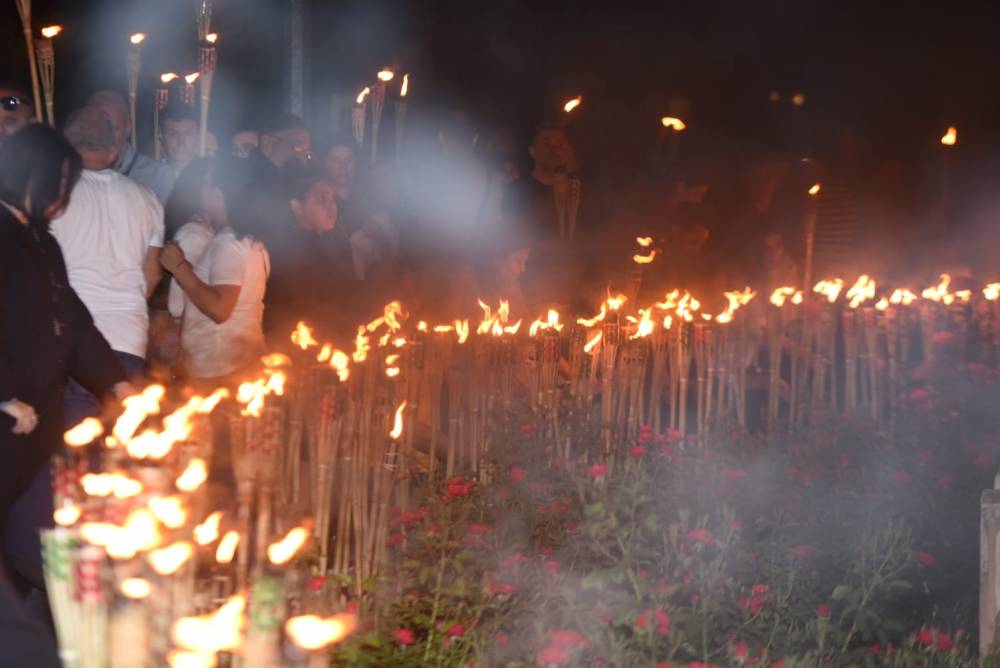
[231,128,259,159]
[257,113,312,172]
[0,83,35,150]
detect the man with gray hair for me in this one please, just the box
[89,89,175,203]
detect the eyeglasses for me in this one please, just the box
[263,132,313,161]
[1,96,28,113]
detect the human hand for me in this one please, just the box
[0,398,38,435]
[160,242,187,273]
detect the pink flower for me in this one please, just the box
[916,551,938,567]
[686,528,715,546]
[509,467,527,482]
[545,560,560,575]
[792,545,813,558]
[307,576,327,592]
[817,604,831,618]
[917,628,954,652]
[588,463,608,479]
[393,628,414,645]
[444,477,474,499]
[537,644,570,665]
[445,623,465,638]
[629,446,646,460]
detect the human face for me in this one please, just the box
[231,130,258,158]
[261,127,312,168]
[0,89,34,148]
[292,180,338,233]
[162,118,199,169]
[530,129,573,173]
[496,248,530,283]
[324,146,357,190]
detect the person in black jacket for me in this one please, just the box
[0,125,133,618]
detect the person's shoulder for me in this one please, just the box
[176,218,212,240]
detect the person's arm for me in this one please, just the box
[65,271,131,399]
[161,242,241,324]
[144,246,162,299]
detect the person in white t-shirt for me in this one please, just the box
[160,157,270,382]
[52,105,164,422]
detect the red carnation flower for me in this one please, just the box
[629,445,646,459]
[509,467,527,482]
[817,604,830,618]
[393,628,414,645]
[588,463,608,479]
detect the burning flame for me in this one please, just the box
[791,93,805,107]
[113,384,165,444]
[813,278,845,303]
[356,87,371,105]
[353,326,371,363]
[607,293,628,311]
[922,274,952,302]
[291,321,318,350]
[808,183,821,196]
[205,33,218,44]
[633,250,657,264]
[161,72,179,84]
[769,287,800,307]
[167,651,217,668]
[268,527,309,565]
[329,350,351,382]
[941,126,957,146]
[286,614,358,651]
[121,577,152,600]
[583,331,602,353]
[53,505,81,527]
[41,25,62,38]
[401,73,409,97]
[389,401,407,440]
[130,33,146,45]
[529,309,564,337]
[102,509,162,559]
[563,95,583,113]
[176,458,208,492]
[185,73,200,85]
[875,298,889,311]
[845,275,876,309]
[194,511,222,546]
[126,389,229,459]
[149,496,188,529]
[627,308,656,339]
[716,287,756,323]
[236,372,286,417]
[65,417,104,447]
[216,531,239,564]
[171,595,246,654]
[955,289,972,304]
[455,319,470,344]
[660,116,686,131]
[261,353,291,367]
[81,472,143,499]
[149,541,194,575]
[889,288,918,305]
[984,283,1000,301]
[577,304,607,327]
[377,69,394,82]
[636,236,653,247]
[316,344,332,363]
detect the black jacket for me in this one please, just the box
[0,207,125,511]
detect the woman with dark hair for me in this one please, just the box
[0,125,131,658]
[161,157,271,383]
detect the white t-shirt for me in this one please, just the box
[180,228,270,379]
[167,219,214,318]
[51,169,164,357]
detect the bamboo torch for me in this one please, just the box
[15,0,43,122]
[395,73,409,163]
[802,182,821,291]
[36,26,61,127]
[352,86,369,150]
[182,73,200,107]
[371,68,393,163]
[127,33,146,151]
[154,73,177,161]
[198,33,218,156]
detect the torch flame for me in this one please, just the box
[161,72,178,84]
[216,530,240,564]
[583,330,602,353]
[769,286,798,307]
[329,350,351,382]
[176,458,208,492]
[984,283,1000,301]
[236,371,286,418]
[633,250,657,264]
[205,33,218,44]
[577,304,607,327]
[875,297,889,311]
[130,33,146,45]
[185,72,200,85]
[194,511,223,546]
[99,509,162,559]
[352,326,371,363]
[389,401,407,440]
[148,495,188,529]
[149,541,194,575]
[377,69,394,82]
[791,93,805,107]
[401,73,409,97]
[636,236,653,247]
[167,651,217,668]
[53,505,81,527]
[81,472,143,499]
[563,95,583,113]
[356,86,371,105]
[606,293,628,311]
[813,278,845,303]
[286,614,358,651]
[808,183,821,196]
[291,321,318,350]
[628,308,656,339]
[41,25,62,38]
[171,595,246,654]
[845,275,876,309]
[65,417,104,447]
[268,526,309,565]
[660,116,686,131]
[121,577,152,600]
[454,319,470,344]
[113,384,165,444]
[941,126,957,146]
[529,309,564,337]
[889,288,918,305]
[921,274,952,302]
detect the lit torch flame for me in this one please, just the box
[583,331,602,354]
[633,250,657,264]
[769,286,798,307]
[194,511,222,546]
[377,68,394,82]
[627,308,656,339]
[941,126,957,146]
[389,401,407,440]
[149,541,194,575]
[65,417,104,447]
[121,577,152,600]
[286,614,358,651]
[166,651,216,668]
[268,526,309,565]
[53,505,81,527]
[401,73,409,97]
[660,116,686,131]
[171,595,246,654]
[112,384,165,444]
[176,458,208,492]
[984,283,1000,301]
[216,531,239,564]
[161,72,178,84]
[130,33,146,45]
[922,274,952,302]
[356,87,370,105]
[813,278,845,303]
[41,25,62,38]
[636,236,653,247]
[808,183,821,196]
[148,495,187,529]
[563,95,582,113]
[845,275,876,309]
[291,321,318,350]
[185,72,200,85]
[875,297,889,311]
[577,304,607,327]
[205,33,218,44]
[889,288,918,305]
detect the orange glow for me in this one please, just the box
[353,326,371,363]
[261,353,291,368]
[875,298,889,311]
[529,309,564,337]
[845,275,876,309]
[791,93,805,107]
[401,73,409,97]
[148,496,187,529]
[636,236,653,247]
[176,458,208,492]
[53,504,81,527]
[286,614,358,651]
[654,289,680,311]
[171,595,246,654]
[329,349,351,382]
[941,126,957,146]
[922,274,952,303]
[889,288,918,305]
[662,315,673,329]
[149,541,194,575]
[185,73,200,85]
[769,90,781,103]
[769,286,798,307]
[205,33,218,44]
[563,95,582,113]
[386,367,400,378]
[633,250,657,264]
[454,319,470,344]
[291,321,318,350]
[955,289,972,304]
[121,577,152,600]
[41,25,63,38]
[417,320,428,332]
[194,511,223,546]
[674,292,701,322]
[236,372,286,418]
[606,294,628,311]
[356,86,371,105]
[808,183,821,196]
[216,530,240,564]
[65,417,104,447]
[130,33,146,45]
[660,116,686,131]
[377,69,394,82]
[984,283,1000,301]
[316,344,332,363]
[390,401,407,440]
[627,308,656,340]
[813,278,845,303]
[103,509,162,559]
[113,384,165,444]
[583,331,602,353]
[577,304,607,327]
[716,287,756,323]
[122,389,226,459]
[167,651,217,668]
[81,472,143,499]
[268,527,309,565]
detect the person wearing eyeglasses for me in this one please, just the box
[258,113,312,170]
[0,83,35,151]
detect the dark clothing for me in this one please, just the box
[0,569,61,668]
[0,208,126,514]
[502,174,560,240]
